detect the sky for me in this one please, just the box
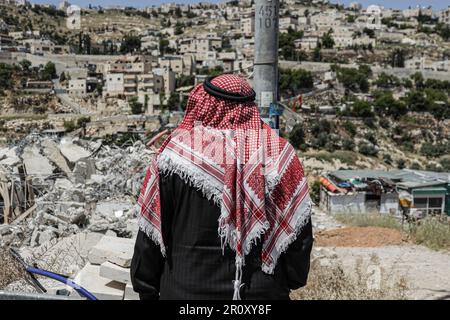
[31,0,450,10]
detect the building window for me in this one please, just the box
[428,197,443,209]
[414,198,427,209]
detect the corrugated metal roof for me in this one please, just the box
[329,169,450,189]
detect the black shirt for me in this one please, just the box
[131,173,314,300]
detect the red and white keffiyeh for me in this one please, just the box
[137,74,312,299]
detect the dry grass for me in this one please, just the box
[0,248,27,290]
[334,213,450,251]
[334,213,402,230]
[409,216,450,251]
[291,254,409,300]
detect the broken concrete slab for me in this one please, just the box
[0,147,20,167]
[99,261,131,284]
[88,236,134,267]
[41,138,71,176]
[95,201,133,218]
[124,284,139,300]
[22,146,54,176]
[58,138,91,164]
[53,178,74,190]
[73,159,96,184]
[73,263,125,300]
[29,232,104,276]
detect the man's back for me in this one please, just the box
[131,173,313,300]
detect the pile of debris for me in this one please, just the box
[0,132,155,298]
[0,133,153,249]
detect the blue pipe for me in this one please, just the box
[26,267,98,301]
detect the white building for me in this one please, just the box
[240,16,255,37]
[68,78,86,97]
[439,6,450,25]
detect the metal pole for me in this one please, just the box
[254,0,280,123]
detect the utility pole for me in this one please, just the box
[254,0,280,126]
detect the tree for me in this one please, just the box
[129,97,143,114]
[279,28,303,61]
[176,75,195,87]
[391,48,405,68]
[411,72,424,89]
[19,59,31,72]
[159,38,172,55]
[363,27,375,38]
[0,63,13,90]
[288,124,305,149]
[312,46,321,62]
[279,68,314,97]
[335,66,370,93]
[167,93,180,111]
[321,29,335,49]
[175,6,182,18]
[40,62,57,80]
[174,22,184,35]
[373,91,407,119]
[120,35,141,54]
[375,72,400,89]
[351,100,374,118]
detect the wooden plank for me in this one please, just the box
[26,176,35,206]
[11,203,37,225]
[0,183,11,224]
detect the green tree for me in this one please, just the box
[350,100,373,118]
[0,63,13,89]
[19,59,32,72]
[167,93,180,111]
[175,6,182,18]
[120,35,141,54]
[40,62,57,80]
[336,66,370,93]
[321,29,335,49]
[288,123,305,149]
[279,27,303,61]
[391,48,405,68]
[129,97,143,114]
[373,91,407,119]
[279,68,314,97]
[312,46,321,62]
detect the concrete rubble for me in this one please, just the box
[0,133,152,299]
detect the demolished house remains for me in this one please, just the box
[0,132,155,299]
[319,169,450,217]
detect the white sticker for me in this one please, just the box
[261,91,273,109]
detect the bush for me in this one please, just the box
[358,142,378,157]
[63,120,77,132]
[397,159,406,169]
[291,255,408,300]
[439,156,450,171]
[342,138,355,151]
[383,153,393,165]
[342,120,356,136]
[409,161,422,170]
[420,142,450,158]
[310,180,321,204]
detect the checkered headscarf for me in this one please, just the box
[138,74,312,299]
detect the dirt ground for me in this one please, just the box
[311,208,450,300]
[315,227,406,247]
